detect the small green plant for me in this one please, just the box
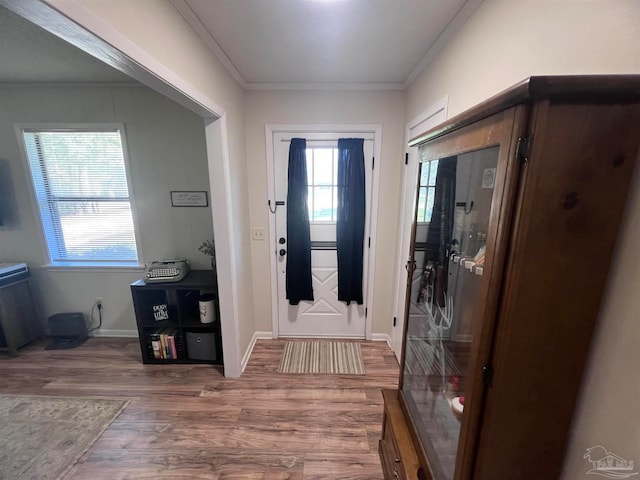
[198,239,216,270]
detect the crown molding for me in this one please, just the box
[404,0,484,88]
[245,81,406,92]
[171,0,483,92]
[169,0,248,90]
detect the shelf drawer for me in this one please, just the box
[380,389,429,480]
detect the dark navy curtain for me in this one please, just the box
[418,156,457,306]
[336,138,366,305]
[286,138,314,305]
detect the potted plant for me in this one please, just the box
[198,238,217,271]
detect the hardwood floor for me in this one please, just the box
[0,337,399,479]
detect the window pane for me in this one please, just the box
[306,148,313,185]
[428,159,439,186]
[307,189,313,220]
[37,132,129,197]
[333,149,338,185]
[420,163,429,186]
[313,148,333,186]
[56,201,137,261]
[417,187,427,222]
[425,187,436,222]
[313,186,333,221]
[332,187,338,221]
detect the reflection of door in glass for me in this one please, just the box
[401,146,499,480]
[272,133,373,337]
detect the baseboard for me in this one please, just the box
[371,333,392,349]
[90,329,138,338]
[241,331,273,373]
[278,333,365,339]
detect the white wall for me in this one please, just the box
[407,0,640,120]
[244,90,406,335]
[405,1,640,477]
[0,85,213,333]
[69,0,255,357]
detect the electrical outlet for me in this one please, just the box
[95,297,103,306]
[251,227,266,241]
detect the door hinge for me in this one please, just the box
[368,237,371,248]
[365,308,368,318]
[393,316,397,327]
[517,136,532,164]
[482,364,494,388]
[372,157,375,170]
[405,153,408,165]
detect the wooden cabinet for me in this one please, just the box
[381,76,640,480]
[131,270,222,366]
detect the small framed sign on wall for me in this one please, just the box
[170,191,208,207]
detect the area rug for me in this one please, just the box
[0,394,129,480]
[278,341,365,374]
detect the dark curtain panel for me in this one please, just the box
[286,138,314,305]
[417,156,457,306]
[336,138,366,305]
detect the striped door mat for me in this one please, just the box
[278,341,365,375]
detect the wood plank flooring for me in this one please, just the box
[0,337,399,479]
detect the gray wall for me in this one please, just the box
[0,84,213,334]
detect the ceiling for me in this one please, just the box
[1,0,480,90]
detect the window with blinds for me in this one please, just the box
[22,127,140,265]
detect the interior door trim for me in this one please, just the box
[265,124,382,340]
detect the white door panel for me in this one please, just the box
[272,131,373,338]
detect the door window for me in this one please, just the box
[306,147,338,222]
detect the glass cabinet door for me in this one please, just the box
[401,145,500,480]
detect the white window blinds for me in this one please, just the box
[22,128,139,264]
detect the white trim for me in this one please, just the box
[246,81,405,92]
[390,98,449,359]
[407,97,449,140]
[241,331,273,372]
[265,124,381,341]
[12,0,226,118]
[14,121,144,266]
[265,126,279,339]
[32,266,145,273]
[90,329,138,338]
[4,0,243,378]
[169,0,248,90]
[279,333,365,339]
[205,117,242,378]
[371,333,392,349]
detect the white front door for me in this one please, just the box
[271,131,374,338]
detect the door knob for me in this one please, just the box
[279,249,287,256]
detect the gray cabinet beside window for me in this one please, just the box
[0,278,40,356]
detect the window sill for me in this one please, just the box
[34,263,145,273]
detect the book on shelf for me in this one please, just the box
[147,328,181,360]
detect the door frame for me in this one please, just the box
[390,98,448,359]
[265,124,382,340]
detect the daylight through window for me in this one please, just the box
[306,147,338,222]
[22,127,139,265]
[416,159,439,223]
